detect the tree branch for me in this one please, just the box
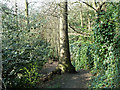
[79,0,97,12]
[79,0,106,12]
[99,2,106,10]
[41,2,60,18]
[2,10,17,16]
[1,7,17,16]
[68,24,90,36]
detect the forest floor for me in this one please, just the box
[38,61,92,88]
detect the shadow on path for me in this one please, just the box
[39,61,92,88]
[60,69,92,88]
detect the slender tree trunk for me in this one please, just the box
[118,1,120,29]
[15,0,18,30]
[59,0,76,73]
[87,11,91,30]
[25,0,29,31]
[57,28,60,59]
[80,9,83,27]
[0,12,2,89]
[57,21,60,59]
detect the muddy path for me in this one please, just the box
[38,61,92,88]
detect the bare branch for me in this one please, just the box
[68,33,90,37]
[1,10,17,16]
[99,2,106,10]
[1,6,17,16]
[41,2,60,18]
[92,0,97,9]
[68,24,90,36]
[79,0,97,11]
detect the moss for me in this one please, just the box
[58,64,67,73]
[57,63,77,73]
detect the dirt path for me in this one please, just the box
[39,61,92,88]
[40,61,58,74]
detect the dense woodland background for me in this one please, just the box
[0,0,120,88]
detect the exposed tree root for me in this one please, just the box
[40,64,77,82]
[40,68,61,82]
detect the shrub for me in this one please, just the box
[2,8,51,88]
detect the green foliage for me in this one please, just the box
[2,1,120,89]
[69,2,120,88]
[75,44,88,70]
[18,62,41,88]
[2,6,51,88]
[89,2,120,88]
[70,36,93,71]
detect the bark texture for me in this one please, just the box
[59,0,76,73]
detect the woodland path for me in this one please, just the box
[39,61,92,88]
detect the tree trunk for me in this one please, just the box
[56,21,60,60]
[0,12,2,89]
[80,4,83,27]
[25,0,29,31]
[15,0,18,30]
[59,0,76,73]
[87,11,91,30]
